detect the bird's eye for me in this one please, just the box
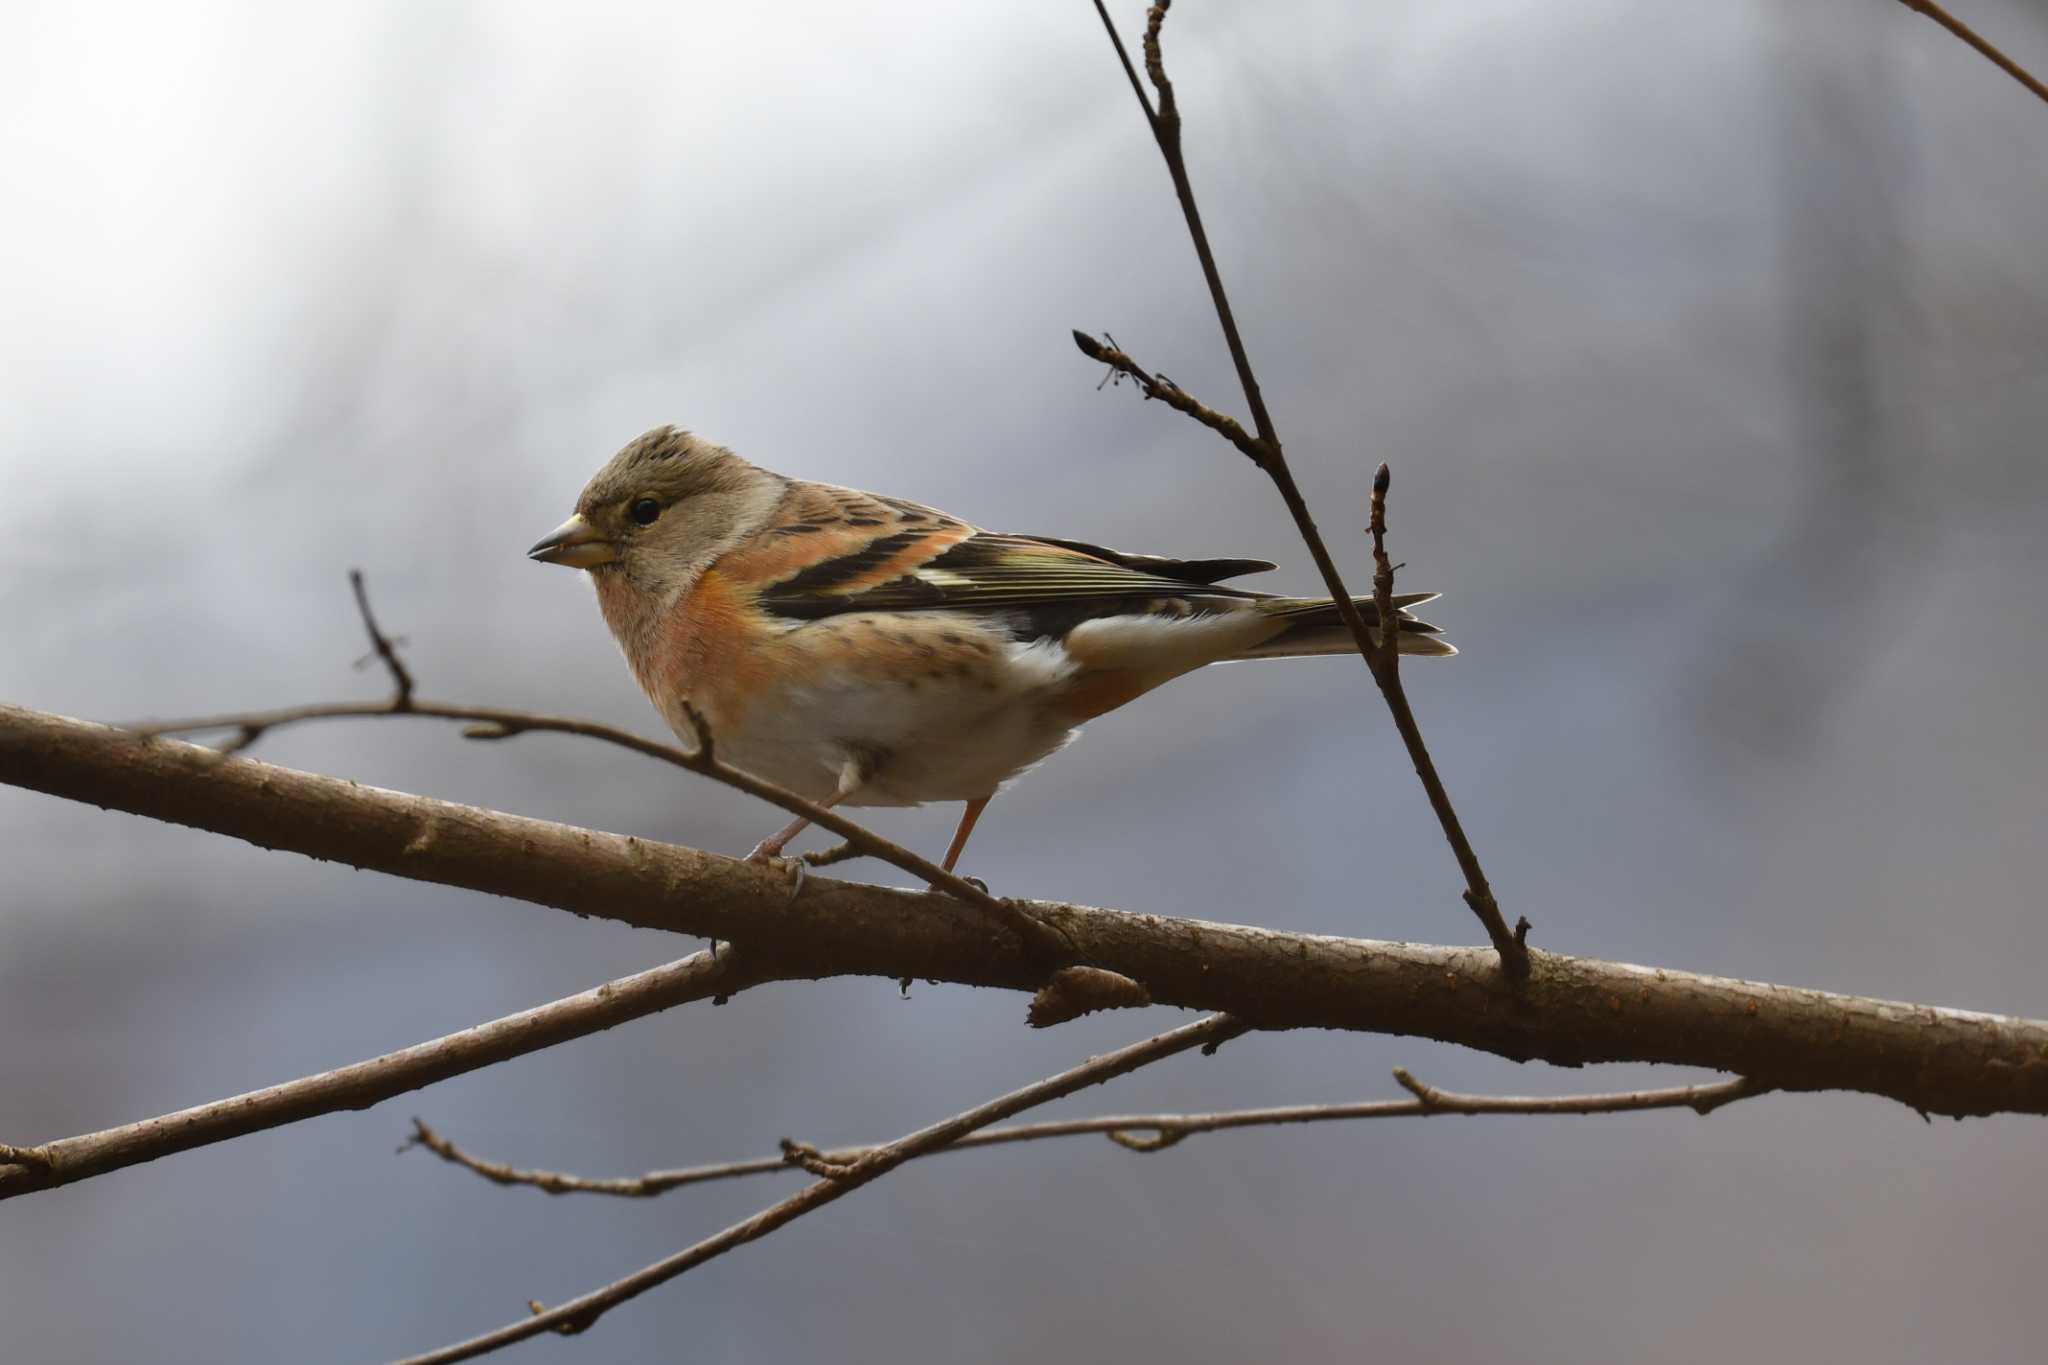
[628,498,662,526]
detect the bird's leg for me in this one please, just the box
[749,755,871,864]
[745,810,823,865]
[931,796,992,891]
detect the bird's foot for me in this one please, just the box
[928,873,989,895]
[745,845,808,906]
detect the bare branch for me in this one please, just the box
[403,1119,793,1197]
[1388,1068,1766,1118]
[7,704,2048,1121]
[348,566,414,707]
[1897,0,2048,107]
[396,1013,1247,1363]
[406,1072,1767,1200]
[1084,3,1527,976]
[134,575,1072,963]
[1089,0,1156,128]
[0,946,769,1199]
[1071,330,1267,464]
[1368,462,1398,672]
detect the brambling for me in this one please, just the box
[529,426,1453,876]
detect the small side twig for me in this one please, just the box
[348,567,414,707]
[1368,462,1397,672]
[396,1013,1249,1364]
[134,574,1074,964]
[799,840,866,869]
[1896,0,2048,107]
[1391,1068,1767,1118]
[401,1069,1769,1201]
[1071,331,1268,464]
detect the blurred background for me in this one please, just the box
[4,0,2047,1360]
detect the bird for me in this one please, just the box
[529,425,1453,879]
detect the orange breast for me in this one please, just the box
[637,570,775,735]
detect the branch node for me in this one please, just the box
[1105,1126,1186,1152]
[1390,1067,1440,1109]
[217,725,263,756]
[1689,1078,1770,1116]
[1028,966,1153,1028]
[525,1300,593,1336]
[778,1138,859,1179]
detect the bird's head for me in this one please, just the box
[528,426,783,591]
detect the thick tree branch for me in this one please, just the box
[6,704,2047,1120]
[405,1072,1765,1199]
[396,1013,1247,1363]
[0,947,771,1198]
[1084,1,1528,976]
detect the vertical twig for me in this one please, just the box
[349,568,414,708]
[1088,1,1530,976]
[1368,463,1397,673]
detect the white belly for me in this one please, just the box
[702,637,1083,807]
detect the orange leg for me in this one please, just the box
[747,787,854,864]
[938,796,992,876]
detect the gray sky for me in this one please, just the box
[5,1,2048,1361]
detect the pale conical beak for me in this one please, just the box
[527,514,618,569]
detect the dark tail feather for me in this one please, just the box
[1237,593,1456,659]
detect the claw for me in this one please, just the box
[745,849,808,907]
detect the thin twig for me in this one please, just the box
[1089,0,1156,127]
[348,567,414,707]
[799,840,866,869]
[1,949,768,1198]
[1071,331,1267,462]
[1084,3,1528,977]
[1368,463,1398,671]
[1388,1068,1766,1118]
[396,1013,1248,1363]
[405,1071,1765,1199]
[1897,0,2048,107]
[134,575,1072,963]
